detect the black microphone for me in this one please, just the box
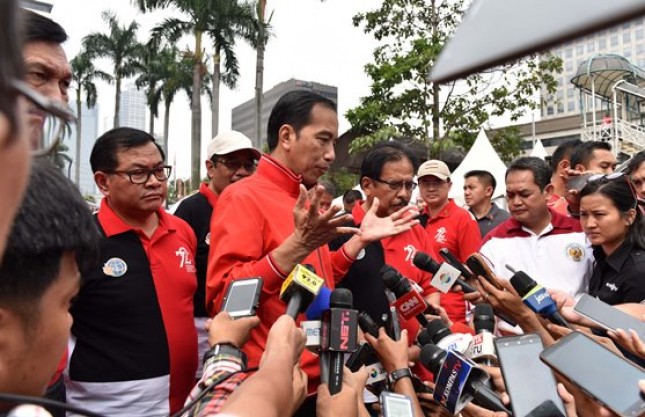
[425,319,473,354]
[413,251,476,293]
[321,288,358,395]
[439,248,475,280]
[420,344,512,415]
[467,304,498,367]
[358,311,381,338]
[381,264,431,326]
[507,266,573,329]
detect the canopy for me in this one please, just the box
[448,129,508,205]
[529,139,548,160]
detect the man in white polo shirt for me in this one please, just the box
[479,157,593,298]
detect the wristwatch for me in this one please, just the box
[203,343,248,368]
[387,367,412,387]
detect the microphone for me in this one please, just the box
[413,251,476,293]
[381,264,432,327]
[420,344,511,415]
[424,319,473,354]
[279,264,325,318]
[507,265,573,329]
[466,304,498,366]
[321,288,358,395]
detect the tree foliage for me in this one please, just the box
[346,0,562,160]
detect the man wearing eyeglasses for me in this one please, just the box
[66,128,198,416]
[174,130,260,377]
[417,160,482,325]
[20,10,72,149]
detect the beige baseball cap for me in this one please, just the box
[206,131,261,160]
[417,160,451,180]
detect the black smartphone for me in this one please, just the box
[495,333,565,417]
[573,294,645,339]
[566,173,593,192]
[540,331,645,417]
[411,375,433,394]
[380,391,415,417]
[221,277,263,318]
[466,253,504,290]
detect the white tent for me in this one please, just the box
[529,139,549,160]
[448,129,508,206]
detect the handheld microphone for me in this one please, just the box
[321,288,358,395]
[279,264,325,318]
[506,265,573,329]
[420,344,511,415]
[466,304,498,366]
[413,252,476,293]
[381,264,432,327]
[425,319,473,354]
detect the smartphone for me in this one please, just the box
[573,294,645,339]
[411,375,433,394]
[221,277,263,318]
[380,391,415,417]
[540,331,645,417]
[466,253,504,290]
[566,173,593,192]
[495,333,565,417]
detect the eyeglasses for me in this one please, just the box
[106,165,172,185]
[214,158,257,172]
[418,178,448,188]
[373,178,417,191]
[588,172,638,209]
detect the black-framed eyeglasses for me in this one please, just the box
[105,165,172,185]
[214,158,257,172]
[588,172,638,209]
[373,178,417,191]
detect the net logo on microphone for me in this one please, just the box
[340,310,351,350]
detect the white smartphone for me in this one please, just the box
[221,278,263,319]
[380,391,414,417]
[573,294,645,339]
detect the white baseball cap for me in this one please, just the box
[206,131,261,160]
[417,160,451,180]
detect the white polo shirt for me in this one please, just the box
[479,210,593,298]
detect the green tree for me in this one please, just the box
[135,39,164,135]
[346,0,562,159]
[70,50,111,186]
[83,11,143,129]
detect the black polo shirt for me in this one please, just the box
[588,241,645,305]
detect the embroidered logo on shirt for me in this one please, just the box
[102,258,128,278]
[176,247,196,273]
[404,244,417,266]
[605,282,619,292]
[435,227,447,244]
[564,243,584,262]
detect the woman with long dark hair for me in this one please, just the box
[579,173,645,305]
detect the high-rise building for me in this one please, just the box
[67,104,99,196]
[542,16,645,119]
[118,84,146,131]
[231,78,338,149]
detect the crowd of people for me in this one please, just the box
[1,3,645,417]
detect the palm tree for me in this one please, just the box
[205,0,256,138]
[136,0,253,189]
[136,39,164,135]
[83,11,143,128]
[70,50,111,186]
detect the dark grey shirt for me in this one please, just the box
[469,203,511,238]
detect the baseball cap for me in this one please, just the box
[206,131,261,160]
[417,160,451,180]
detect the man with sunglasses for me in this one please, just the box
[66,128,198,416]
[174,130,260,377]
[417,160,482,325]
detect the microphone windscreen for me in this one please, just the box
[305,286,331,319]
[330,288,353,309]
[509,271,536,297]
[426,319,451,344]
[474,303,495,333]
[380,264,400,288]
[419,344,445,376]
[413,252,440,274]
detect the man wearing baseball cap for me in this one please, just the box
[417,160,481,325]
[174,130,260,374]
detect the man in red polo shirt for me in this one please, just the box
[207,91,419,416]
[417,160,482,325]
[66,128,198,416]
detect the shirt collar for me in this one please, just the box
[351,200,366,225]
[506,208,574,236]
[469,203,499,221]
[593,240,634,272]
[256,154,303,198]
[199,182,219,208]
[97,198,174,238]
[425,199,456,220]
